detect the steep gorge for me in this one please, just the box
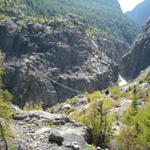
[1,1,150,150]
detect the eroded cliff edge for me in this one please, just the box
[0,16,119,107]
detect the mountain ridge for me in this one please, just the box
[1,0,136,44]
[126,0,150,26]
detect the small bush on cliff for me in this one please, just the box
[85,27,107,38]
[108,86,123,99]
[23,101,43,111]
[87,91,102,103]
[138,72,150,84]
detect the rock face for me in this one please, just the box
[0,16,118,107]
[120,18,150,79]
[95,35,129,63]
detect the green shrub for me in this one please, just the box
[108,86,123,100]
[2,90,13,102]
[67,97,79,105]
[87,91,101,103]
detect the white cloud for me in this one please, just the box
[118,0,144,13]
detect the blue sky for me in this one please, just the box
[118,0,144,13]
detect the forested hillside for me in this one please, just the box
[0,0,137,44]
[0,0,26,17]
[22,0,136,44]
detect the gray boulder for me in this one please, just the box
[49,130,64,146]
[48,126,89,150]
[10,109,93,150]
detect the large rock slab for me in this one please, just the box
[10,110,93,150]
[13,110,69,125]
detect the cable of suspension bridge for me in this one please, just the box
[37,73,83,94]
[49,77,82,94]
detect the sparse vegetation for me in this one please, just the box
[23,101,43,111]
[114,71,150,150]
[67,97,80,105]
[85,26,107,38]
[86,144,96,150]
[70,94,115,148]
[0,51,13,149]
[117,104,150,150]
[87,91,102,103]
[108,86,123,100]
[108,81,150,101]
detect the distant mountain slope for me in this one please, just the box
[120,18,150,79]
[126,0,150,26]
[17,0,136,44]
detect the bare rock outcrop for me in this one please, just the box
[0,16,118,107]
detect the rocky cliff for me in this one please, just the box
[0,15,119,108]
[94,34,129,63]
[120,18,150,79]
